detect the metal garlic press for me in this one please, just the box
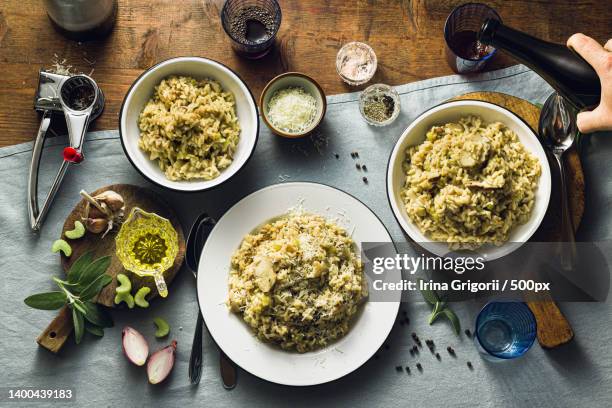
[28,70,105,232]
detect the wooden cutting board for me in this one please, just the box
[450,92,582,349]
[37,184,186,353]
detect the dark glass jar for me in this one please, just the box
[221,0,282,59]
[44,0,118,41]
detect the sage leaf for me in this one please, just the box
[80,274,112,301]
[72,300,87,315]
[417,278,439,305]
[77,256,111,292]
[24,292,67,310]
[428,301,444,324]
[72,308,85,344]
[442,308,461,335]
[82,301,113,328]
[85,323,104,338]
[66,251,94,283]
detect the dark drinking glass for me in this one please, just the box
[444,3,501,74]
[221,0,282,59]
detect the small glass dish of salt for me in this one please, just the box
[336,42,378,86]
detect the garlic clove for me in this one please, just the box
[84,218,108,234]
[94,190,125,212]
[147,340,177,384]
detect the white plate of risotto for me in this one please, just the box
[197,182,400,386]
[119,57,258,192]
[387,100,551,261]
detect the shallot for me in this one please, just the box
[122,327,149,366]
[147,340,177,384]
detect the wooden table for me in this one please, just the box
[0,0,609,147]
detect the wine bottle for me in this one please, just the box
[478,19,601,110]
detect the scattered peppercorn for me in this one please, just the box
[467,361,473,369]
[402,310,408,317]
[374,354,380,360]
[464,329,472,337]
[334,153,340,159]
[409,349,414,357]
[436,353,441,361]
[395,366,403,372]
[356,163,362,170]
[362,164,367,171]
[355,151,359,158]
[384,343,390,350]
[405,366,411,374]
[404,318,410,325]
[411,332,417,339]
[416,363,423,372]
[447,346,456,356]
[362,176,368,184]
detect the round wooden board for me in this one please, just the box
[450,92,582,348]
[60,184,186,308]
[450,92,585,237]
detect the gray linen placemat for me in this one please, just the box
[1,65,610,408]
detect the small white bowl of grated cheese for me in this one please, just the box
[260,72,327,138]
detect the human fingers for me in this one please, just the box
[576,106,612,133]
[567,33,609,76]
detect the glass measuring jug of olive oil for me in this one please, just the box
[115,207,178,298]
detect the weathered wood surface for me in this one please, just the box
[0,0,610,147]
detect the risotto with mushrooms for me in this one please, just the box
[138,76,240,181]
[401,116,541,248]
[227,212,367,353]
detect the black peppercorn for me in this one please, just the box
[467,361,473,369]
[416,363,422,371]
[395,366,403,372]
[362,176,368,183]
[464,329,472,337]
[436,353,441,361]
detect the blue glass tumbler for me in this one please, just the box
[444,3,501,74]
[474,301,537,361]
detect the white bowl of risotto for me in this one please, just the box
[387,100,551,261]
[119,57,259,192]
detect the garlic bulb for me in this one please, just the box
[80,189,125,237]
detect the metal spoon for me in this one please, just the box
[538,92,577,270]
[185,213,237,389]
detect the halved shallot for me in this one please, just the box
[122,326,149,366]
[147,340,177,384]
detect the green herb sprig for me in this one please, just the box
[417,278,461,335]
[24,251,114,343]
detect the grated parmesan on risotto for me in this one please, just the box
[401,116,541,248]
[227,212,367,353]
[137,76,240,181]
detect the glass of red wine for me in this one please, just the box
[221,0,282,59]
[444,3,501,74]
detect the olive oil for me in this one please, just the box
[116,208,178,298]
